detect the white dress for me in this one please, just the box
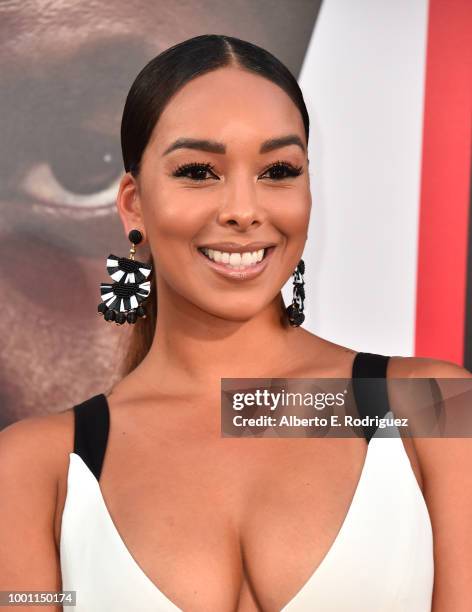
[59,353,434,611]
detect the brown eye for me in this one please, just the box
[172,162,219,181]
[19,130,123,209]
[261,161,303,180]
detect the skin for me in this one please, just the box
[1,65,471,612]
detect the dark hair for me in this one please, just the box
[119,34,310,377]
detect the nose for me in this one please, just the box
[216,178,266,231]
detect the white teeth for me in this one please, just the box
[241,252,253,266]
[201,247,267,268]
[229,252,241,266]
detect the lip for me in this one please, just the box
[196,245,276,280]
[197,241,277,253]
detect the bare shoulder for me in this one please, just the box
[0,410,75,592]
[387,353,472,378]
[386,353,472,466]
[385,356,472,607]
[0,408,74,490]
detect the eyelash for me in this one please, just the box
[171,160,304,182]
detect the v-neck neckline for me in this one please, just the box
[66,430,376,612]
[64,351,392,609]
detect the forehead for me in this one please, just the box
[153,67,305,149]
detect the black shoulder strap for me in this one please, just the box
[73,393,109,481]
[352,352,391,443]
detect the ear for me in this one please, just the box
[116,172,146,240]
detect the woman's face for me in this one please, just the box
[119,66,311,322]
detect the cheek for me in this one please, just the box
[142,179,213,248]
[265,187,311,239]
[140,185,214,295]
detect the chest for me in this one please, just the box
[57,435,426,611]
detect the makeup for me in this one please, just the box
[196,245,276,280]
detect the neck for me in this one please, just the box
[130,285,303,397]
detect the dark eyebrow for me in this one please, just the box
[259,134,306,154]
[163,138,225,156]
[162,134,306,156]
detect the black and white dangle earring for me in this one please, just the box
[97,229,153,325]
[286,259,305,327]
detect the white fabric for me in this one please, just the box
[60,415,434,611]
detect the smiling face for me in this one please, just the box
[118,66,311,323]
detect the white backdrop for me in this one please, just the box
[282,0,430,356]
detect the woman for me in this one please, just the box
[1,34,471,612]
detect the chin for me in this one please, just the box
[204,304,268,323]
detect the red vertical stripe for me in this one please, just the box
[415,0,472,363]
